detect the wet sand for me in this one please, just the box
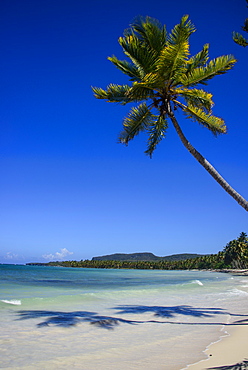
[184,269,248,370]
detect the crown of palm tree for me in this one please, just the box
[92,16,248,212]
[92,15,236,157]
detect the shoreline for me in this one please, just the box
[183,324,248,369]
[183,269,248,370]
[214,268,248,276]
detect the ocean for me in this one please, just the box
[1,264,248,369]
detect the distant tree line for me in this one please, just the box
[28,233,248,271]
[45,253,226,270]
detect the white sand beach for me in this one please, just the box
[185,319,248,369]
[184,270,248,370]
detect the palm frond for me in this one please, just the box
[233,31,248,47]
[180,55,237,86]
[167,15,196,45]
[126,82,157,101]
[186,44,209,71]
[92,84,132,104]
[156,16,195,84]
[108,56,142,81]
[119,103,153,144]
[243,17,248,32]
[145,115,168,157]
[128,73,164,91]
[156,41,189,83]
[118,34,158,75]
[176,88,213,112]
[182,104,226,134]
[130,16,167,53]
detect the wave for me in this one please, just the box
[1,299,22,305]
[193,280,204,286]
[228,288,248,297]
[180,279,204,288]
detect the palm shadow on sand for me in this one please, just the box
[207,359,248,369]
[16,305,248,330]
[16,309,139,329]
[113,305,248,325]
[113,305,225,318]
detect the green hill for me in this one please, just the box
[92,252,205,262]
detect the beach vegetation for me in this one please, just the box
[92,16,248,211]
[223,232,248,268]
[233,0,248,47]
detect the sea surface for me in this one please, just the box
[1,264,248,369]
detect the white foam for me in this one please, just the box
[228,288,248,296]
[193,280,204,286]
[1,299,22,305]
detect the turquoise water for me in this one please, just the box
[1,265,248,369]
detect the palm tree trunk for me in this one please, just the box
[167,108,248,212]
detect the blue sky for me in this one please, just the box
[0,0,247,264]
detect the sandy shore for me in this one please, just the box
[215,269,248,276]
[184,317,248,369]
[182,269,248,370]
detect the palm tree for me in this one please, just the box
[233,0,248,47]
[224,232,248,269]
[92,16,248,211]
